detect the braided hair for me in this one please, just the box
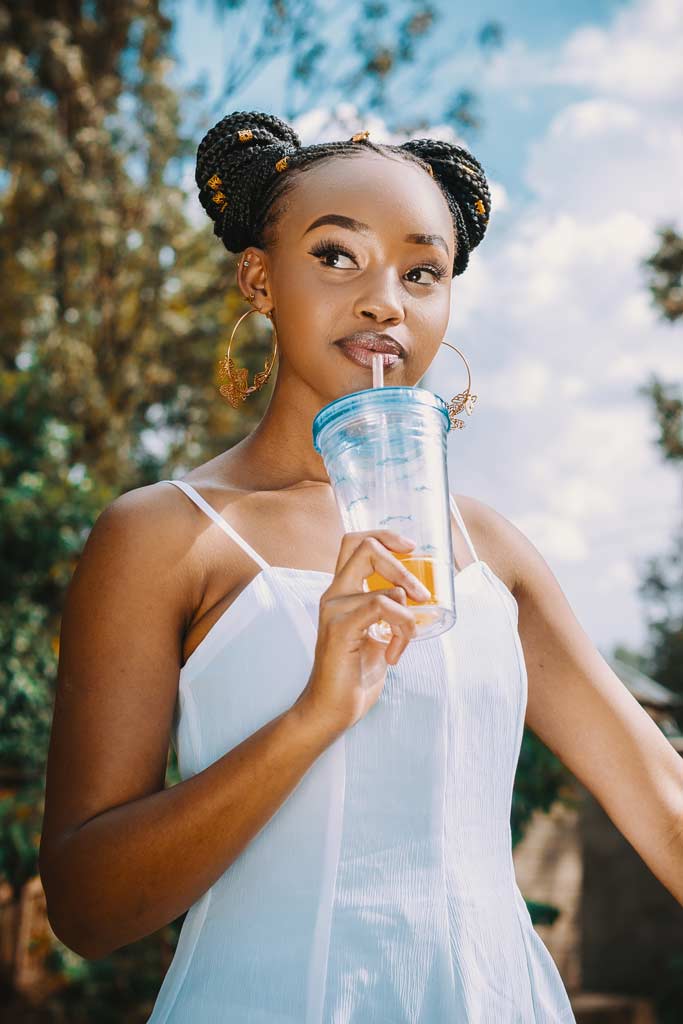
[195,110,491,277]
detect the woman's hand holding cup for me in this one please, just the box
[294,531,432,740]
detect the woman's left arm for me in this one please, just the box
[480,500,683,907]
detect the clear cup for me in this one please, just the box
[312,385,456,643]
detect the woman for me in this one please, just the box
[39,111,683,1022]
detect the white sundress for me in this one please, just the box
[147,478,577,1023]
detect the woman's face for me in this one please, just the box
[242,152,456,403]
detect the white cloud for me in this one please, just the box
[480,357,552,410]
[295,102,468,148]
[513,512,588,563]
[557,0,683,103]
[477,0,683,106]
[489,180,509,215]
[526,99,683,219]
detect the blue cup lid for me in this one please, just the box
[312,385,451,453]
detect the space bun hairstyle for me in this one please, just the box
[195,110,491,277]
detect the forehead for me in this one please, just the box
[280,153,454,254]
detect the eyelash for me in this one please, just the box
[308,238,449,283]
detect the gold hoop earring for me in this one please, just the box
[439,341,478,429]
[217,307,278,408]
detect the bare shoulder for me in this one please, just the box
[452,493,527,597]
[40,481,207,866]
[88,481,205,614]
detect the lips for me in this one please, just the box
[335,344,401,370]
[334,332,406,358]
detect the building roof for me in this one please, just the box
[605,654,683,710]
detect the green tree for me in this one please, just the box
[205,0,504,137]
[626,225,683,706]
[0,2,240,1013]
[634,220,683,1024]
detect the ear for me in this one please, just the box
[237,247,274,315]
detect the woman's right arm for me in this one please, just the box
[39,485,336,960]
[39,485,423,960]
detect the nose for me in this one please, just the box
[353,268,405,326]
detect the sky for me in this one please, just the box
[169,0,683,662]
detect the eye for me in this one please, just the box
[405,264,448,285]
[308,239,357,269]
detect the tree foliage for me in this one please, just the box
[0,4,276,1011]
[204,0,504,136]
[0,1,273,777]
[629,225,683,707]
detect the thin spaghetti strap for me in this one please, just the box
[449,492,479,564]
[161,479,271,572]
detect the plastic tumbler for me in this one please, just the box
[312,385,457,643]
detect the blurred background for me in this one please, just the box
[1,0,682,1020]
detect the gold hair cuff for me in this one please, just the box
[206,173,228,212]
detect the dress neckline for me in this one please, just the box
[179,559,488,682]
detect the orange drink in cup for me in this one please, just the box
[361,552,441,633]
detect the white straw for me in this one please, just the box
[372,353,389,582]
[372,352,384,388]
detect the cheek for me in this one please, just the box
[271,283,338,367]
[272,256,330,312]
[405,298,449,374]
[409,291,450,340]
[273,266,345,342]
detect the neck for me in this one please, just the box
[224,362,336,492]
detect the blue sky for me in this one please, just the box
[169,0,683,659]
[172,0,628,204]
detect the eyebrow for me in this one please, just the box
[302,214,450,257]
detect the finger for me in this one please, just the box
[329,589,417,647]
[385,586,408,660]
[320,586,416,648]
[320,585,408,625]
[385,633,403,664]
[332,534,430,603]
[334,529,415,575]
[385,590,409,663]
